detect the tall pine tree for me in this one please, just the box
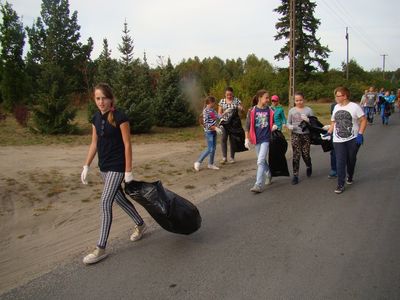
[0,1,26,111]
[274,0,330,81]
[26,0,92,134]
[114,21,154,133]
[155,58,195,127]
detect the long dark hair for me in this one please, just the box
[94,83,116,127]
[252,89,269,106]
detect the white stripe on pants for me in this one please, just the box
[98,171,143,248]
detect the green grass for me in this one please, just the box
[0,102,332,146]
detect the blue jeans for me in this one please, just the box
[330,148,337,172]
[333,139,360,187]
[364,107,374,123]
[197,131,217,165]
[380,104,389,124]
[255,142,270,187]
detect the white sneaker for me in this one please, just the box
[228,159,235,164]
[194,162,200,171]
[265,174,272,185]
[250,185,264,193]
[220,158,227,164]
[208,164,220,170]
[130,223,146,241]
[83,247,108,265]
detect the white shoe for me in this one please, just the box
[207,164,220,170]
[194,162,200,171]
[265,174,272,185]
[220,158,227,164]
[228,159,235,164]
[250,185,264,193]
[83,247,108,265]
[130,223,146,241]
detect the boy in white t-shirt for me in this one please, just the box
[328,87,367,194]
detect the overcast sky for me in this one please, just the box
[7,0,400,71]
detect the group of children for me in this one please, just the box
[360,87,397,125]
[80,83,367,265]
[194,86,367,195]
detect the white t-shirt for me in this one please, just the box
[331,102,364,143]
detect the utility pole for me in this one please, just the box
[381,54,387,79]
[345,27,349,80]
[288,0,296,107]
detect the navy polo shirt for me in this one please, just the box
[92,110,129,172]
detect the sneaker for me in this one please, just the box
[346,177,353,185]
[194,162,200,171]
[83,247,108,265]
[334,185,345,194]
[250,184,264,193]
[208,164,220,170]
[291,176,299,185]
[265,174,272,185]
[130,223,146,241]
[306,166,312,177]
[228,159,235,164]
[328,170,337,179]
[220,158,227,164]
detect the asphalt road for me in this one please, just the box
[2,113,400,300]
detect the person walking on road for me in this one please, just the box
[286,92,314,185]
[81,83,146,265]
[194,96,222,171]
[328,86,367,194]
[218,87,243,164]
[364,87,377,124]
[245,89,277,193]
[270,95,287,130]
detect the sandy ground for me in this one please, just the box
[0,140,262,294]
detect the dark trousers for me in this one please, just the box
[333,139,360,187]
[330,148,337,172]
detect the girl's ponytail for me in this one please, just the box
[107,102,116,127]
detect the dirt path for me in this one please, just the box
[0,141,257,294]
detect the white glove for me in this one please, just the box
[81,165,89,185]
[125,172,134,183]
[215,127,223,135]
[244,138,251,149]
[322,125,331,131]
[301,114,310,122]
[286,124,294,130]
[272,125,278,131]
[320,133,331,141]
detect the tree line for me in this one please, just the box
[1,0,399,134]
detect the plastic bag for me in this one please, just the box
[124,180,201,235]
[268,130,290,177]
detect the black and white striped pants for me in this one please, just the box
[97,171,143,249]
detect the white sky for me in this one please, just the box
[6,0,400,71]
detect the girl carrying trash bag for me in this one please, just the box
[244,89,277,193]
[80,83,146,265]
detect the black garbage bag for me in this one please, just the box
[268,130,290,177]
[220,109,248,153]
[124,180,201,235]
[299,116,333,152]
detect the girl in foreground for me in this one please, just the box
[81,83,145,265]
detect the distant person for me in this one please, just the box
[244,89,277,193]
[381,91,396,125]
[218,87,244,164]
[270,95,287,130]
[359,89,368,108]
[81,83,146,265]
[194,96,222,171]
[286,92,314,185]
[328,86,367,194]
[377,88,385,113]
[364,87,377,124]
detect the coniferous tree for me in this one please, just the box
[0,2,26,111]
[274,0,330,81]
[114,21,154,133]
[89,38,116,121]
[155,58,195,127]
[26,0,92,134]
